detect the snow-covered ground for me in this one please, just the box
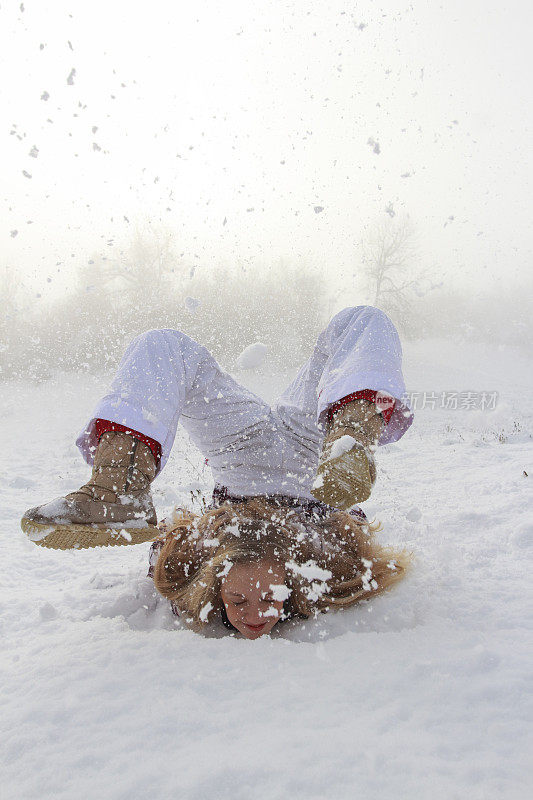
[1,337,532,799]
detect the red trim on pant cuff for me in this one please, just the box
[94,418,162,464]
[326,390,396,425]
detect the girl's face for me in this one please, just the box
[220,559,287,639]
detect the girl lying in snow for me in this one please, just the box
[21,305,414,638]
[148,493,411,639]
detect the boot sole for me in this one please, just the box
[311,448,372,510]
[20,517,160,550]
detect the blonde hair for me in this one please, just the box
[153,497,412,628]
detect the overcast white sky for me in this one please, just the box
[1,0,531,300]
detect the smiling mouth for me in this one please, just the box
[243,622,267,632]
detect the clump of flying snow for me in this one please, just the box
[327,434,359,461]
[286,560,333,582]
[185,296,201,313]
[202,537,219,548]
[235,342,268,370]
[311,473,324,489]
[199,602,212,622]
[270,584,292,602]
[262,606,281,617]
[217,559,234,578]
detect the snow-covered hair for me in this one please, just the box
[152,497,411,629]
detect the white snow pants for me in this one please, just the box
[76,306,414,501]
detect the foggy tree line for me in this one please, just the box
[0,229,329,380]
[1,220,531,381]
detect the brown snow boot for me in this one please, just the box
[311,398,384,510]
[21,431,159,550]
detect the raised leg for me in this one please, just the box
[75,328,274,479]
[22,329,277,549]
[273,305,414,451]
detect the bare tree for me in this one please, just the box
[111,225,184,302]
[360,215,431,335]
